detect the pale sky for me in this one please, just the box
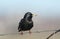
[0,0,60,17]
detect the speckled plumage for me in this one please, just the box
[18,12,33,32]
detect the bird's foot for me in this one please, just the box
[20,31,23,35]
[29,30,32,34]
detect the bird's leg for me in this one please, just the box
[29,30,32,34]
[20,31,23,35]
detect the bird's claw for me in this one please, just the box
[29,30,32,34]
[20,32,23,35]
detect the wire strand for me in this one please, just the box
[0,29,58,36]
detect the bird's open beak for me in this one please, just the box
[32,14,37,16]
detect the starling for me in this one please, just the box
[18,12,33,34]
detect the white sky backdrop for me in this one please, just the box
[0,0,60,17]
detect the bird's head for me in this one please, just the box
[24,12,33,21]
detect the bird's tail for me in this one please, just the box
[18,30,21,32]
[18,27,21,32]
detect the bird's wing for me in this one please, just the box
[18,19,24,30]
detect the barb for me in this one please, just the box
[46,29,60,39]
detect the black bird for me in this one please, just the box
[18,12,33,34]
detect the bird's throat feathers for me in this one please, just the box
[26,20,32,23]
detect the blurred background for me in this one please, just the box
[0,0,60,34]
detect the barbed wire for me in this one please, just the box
[0,29,58,36]
[46,29,60,39]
